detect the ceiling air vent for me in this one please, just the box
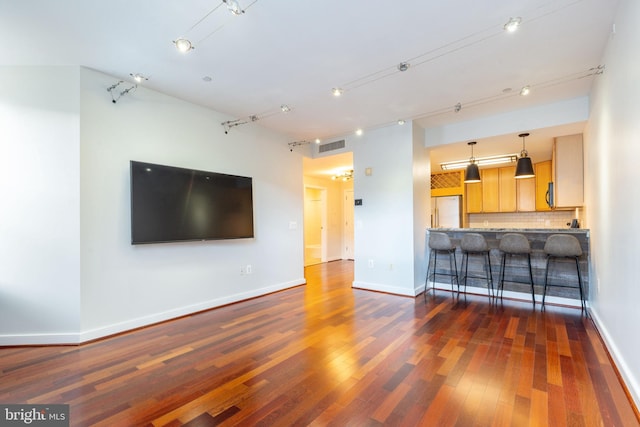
[318,139,345,153]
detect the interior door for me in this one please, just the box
[304,186,326,266]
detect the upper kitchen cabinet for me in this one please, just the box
[535,160,553,211]
[553,134,584,208]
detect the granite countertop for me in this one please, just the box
[428,228,589,234]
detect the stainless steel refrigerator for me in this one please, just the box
[430,195,462,228]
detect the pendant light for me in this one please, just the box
[515,133,535,179]
[464,141,481,183]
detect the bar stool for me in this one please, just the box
[460,233,494,297]
[498,233,535,305]
[425,232,459,300]
[542,234,586,312]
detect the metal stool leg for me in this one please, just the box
[499,253,506,299]
[484,252,493,297]
[527,254,535,306]
[575,256,586,313]
[448,249,459,292]
[542,256,551,309]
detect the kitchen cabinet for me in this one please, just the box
[517,177,536,211]
[499,166,517,212]
[535,160,552,211]
[464,161,562,214]
[553,134,584,208]
[481,168,499,212]
[466,182,482,213]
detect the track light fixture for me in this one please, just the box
[397,62,410,72]
[287,140,311,152]
[504,17,522,32]
[130,73,148,83]
[173,38,194,53]
[223,0,244,15]
[221,118,249,134]
[107,80,137,104]
[331,170,354,181]
[515,133,535,179]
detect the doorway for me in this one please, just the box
[304,186,327,266]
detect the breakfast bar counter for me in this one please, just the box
[426,228,590,303]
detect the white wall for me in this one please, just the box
[0,66,305,344]
[351,123,422,296]
[584,0,640,407]
[0,66,82,343]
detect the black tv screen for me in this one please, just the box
[130,161,254,244]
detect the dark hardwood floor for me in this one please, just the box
[0,260,638,426]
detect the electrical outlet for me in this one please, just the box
[240,266,245,275]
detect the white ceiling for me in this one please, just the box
[0,0,617,174]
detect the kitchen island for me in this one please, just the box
[426,228,590,305]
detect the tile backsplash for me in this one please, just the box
[468,209,582,229]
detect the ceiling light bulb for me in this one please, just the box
[174,38,193,53]
[332,87,344,97]
[315,138,321,144]
[504,17,522,32]
[355,129,363,136]
[520,85,531,96]
[224,0,244,15]
[130,73,147,83]
[397,119,406,125]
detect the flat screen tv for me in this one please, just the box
[130,161,254,244]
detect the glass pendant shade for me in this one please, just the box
[515,156,535,178]
[464,162,481,183]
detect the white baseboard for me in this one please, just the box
[352,280,415,297]
[589,307,640,410]
[0,278,306,346]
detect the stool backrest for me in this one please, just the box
[429,232,454,250]
[544,234,582,257]
[499,233,531,254]
[461,233,488,252]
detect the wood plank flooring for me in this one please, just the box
[0,260,638,426]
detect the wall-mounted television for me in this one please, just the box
[130,161,254,244]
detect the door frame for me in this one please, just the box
[303,185,327,265]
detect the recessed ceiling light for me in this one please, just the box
[504,17,522,32]
[332,87,344,97]
[280,104,291,113]
[520,85,531,96]
[174,38,194,53]
[355,128,363,136]
[315,138,321,144]
[202,76,212,82]
[397,119,406,125]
